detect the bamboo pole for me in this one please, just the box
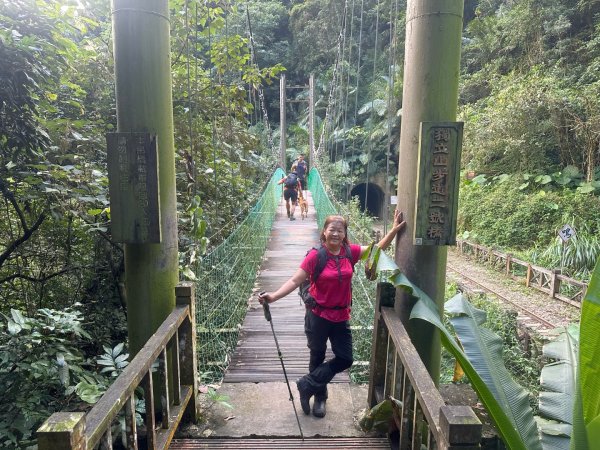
[394,0,464,382]
[111,0,178,356]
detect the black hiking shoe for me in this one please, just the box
[290,216,296,221]
[313,398,326,418]
[296,378,312,415]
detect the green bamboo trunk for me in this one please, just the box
[111,0,178,356]
[394,0,464,382]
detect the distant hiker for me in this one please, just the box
[259,210,407,418]
[278,170,301,221]
[291,154,308,192]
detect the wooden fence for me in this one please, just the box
[368,283,482,449]
[456,240,587,307]
[37,282,199,450]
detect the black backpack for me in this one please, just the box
[298,244,356,310]
[284,173,298,188]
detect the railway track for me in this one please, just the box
[446,264,559,333]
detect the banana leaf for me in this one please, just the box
[366,247,541,450]
[535,325,579,450]
[576,257,600,448]
[358,396,403,432]
[538,327,578,425]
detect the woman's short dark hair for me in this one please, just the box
[320,215,350,245]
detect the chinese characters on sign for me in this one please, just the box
[414,122,463,246]
[106,132,161,243]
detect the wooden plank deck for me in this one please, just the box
[172,192,388,448]
[225,191,348,383]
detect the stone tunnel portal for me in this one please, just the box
[349,182,385,218]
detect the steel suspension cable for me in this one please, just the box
[348,0,365,182]
[315,0,349,164]
[245,2,276,153]
[364,0,381,215]
[184,0,196,196]
[333,0,351,167]
[206,5,219,226]
[340,0,356,200]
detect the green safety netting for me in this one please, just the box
[195,167,377,383]
[194,168,284,383]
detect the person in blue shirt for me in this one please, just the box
[291,154,308,193]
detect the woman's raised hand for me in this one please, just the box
[393,209,406,232]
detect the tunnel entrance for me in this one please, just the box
[349,183,385,218]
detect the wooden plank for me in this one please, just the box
[223,202,333,384]
[170,437,391,449]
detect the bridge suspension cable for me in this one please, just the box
[314,0,349,165]
[245,2,276,154]
[364,0,380,214]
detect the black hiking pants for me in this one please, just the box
[303,309,353,400]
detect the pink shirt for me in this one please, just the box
[300,244,362,322]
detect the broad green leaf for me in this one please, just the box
[7,320,21,335]
[10,309,25,326]
[535,417,571,450]
[577,258,600,449]
[442,294,542,450]
[587,415,600,445]
[113,342,125,357]
[182,267,197,281]
[363,248,541,449]
[577,183,596,194]
[410,296,535,449]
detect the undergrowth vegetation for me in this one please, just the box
[458,173,600,279]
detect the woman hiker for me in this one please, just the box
[258,210,406,418]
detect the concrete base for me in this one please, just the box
[178,382,384,439]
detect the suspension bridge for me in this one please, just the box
[37,169,482,450]
[35,0,482,448]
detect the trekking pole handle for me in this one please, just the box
[259,292,272,321]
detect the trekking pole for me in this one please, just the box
[259,293,304,440]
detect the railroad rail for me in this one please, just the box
[456,239,586,308]
[447,265,559,331]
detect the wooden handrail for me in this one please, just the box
[456,239,587,306]
[85,306,189,448]
[37,282,199,450]
[380,307,445,434]
[368,283,482,449]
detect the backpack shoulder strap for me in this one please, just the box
[344,243,356,272]
[311,245,328,282]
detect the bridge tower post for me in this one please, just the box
[394,0,464,382]
[279,73,287,169]
[309,74,315,169]
[111,0,179,356]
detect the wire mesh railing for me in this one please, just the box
[194,168,284,383]
[308,167,377,382]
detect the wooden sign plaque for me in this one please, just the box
[414,122,463,246]
[106,132,161,243]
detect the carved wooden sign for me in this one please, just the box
[106,132,161,243]
[414,122,463,246]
